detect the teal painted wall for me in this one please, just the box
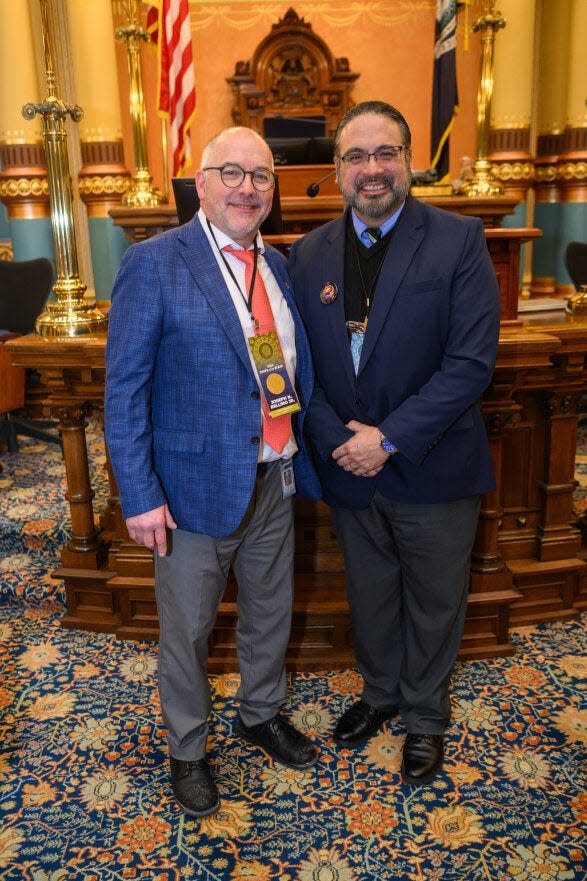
[557,203,587,287]
[533,202,587,288]
[0,202,9,241]
[9,217,55,267]
[88,217,129,301]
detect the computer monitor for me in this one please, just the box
[264,115,326,139]
[310,136,334,164]
[171,176,283,235]
[267,137,312,166]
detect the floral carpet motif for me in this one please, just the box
[0,428,586,880]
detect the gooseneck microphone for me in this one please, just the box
[306,169,337,198]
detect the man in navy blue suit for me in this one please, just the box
[289,101,500,785]
[105,127,321,817]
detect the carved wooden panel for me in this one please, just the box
[226,7,359,138]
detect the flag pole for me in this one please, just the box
[115,0,163,207]
[161,117,169,202]
[459,0,505,197]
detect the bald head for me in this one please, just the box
[195,126,276,248]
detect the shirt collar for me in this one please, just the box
[351,202,405,241]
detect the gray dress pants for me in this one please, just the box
[154,462,294,761]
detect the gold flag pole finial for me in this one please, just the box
[115,0,163,207]
[459,0,506,198]
[23,0,107,336]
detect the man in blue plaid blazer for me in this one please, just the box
[105,127,321,818]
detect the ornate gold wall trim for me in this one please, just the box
[0,241,14,261]
[557,161,587,182]
[112,1,438,31]
[491,161,534,183]
[0,175,51,220]
[78,173,132,216]
[78,174,131,196]
[0,177,49,198]
[535,163,557,183]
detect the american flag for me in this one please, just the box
[146,0,196,177]
[430,0,459,183]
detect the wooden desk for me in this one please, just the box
[6,306,587,669]
[109,189,520,239]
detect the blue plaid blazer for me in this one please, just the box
[105,215,320,538]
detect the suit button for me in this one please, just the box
[251,436,260,444]
[251,390,260,399]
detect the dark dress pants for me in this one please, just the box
[331,492,481,733]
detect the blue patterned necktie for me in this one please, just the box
[361,227,381,247]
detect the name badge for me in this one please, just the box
[280,458,296,498]
[249,332,301,417]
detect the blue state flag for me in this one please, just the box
[431,0,459,183]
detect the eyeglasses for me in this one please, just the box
[338,146,407,167]
[203,163,276,192]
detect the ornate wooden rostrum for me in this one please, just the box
[226,7,359,138]
[6,279,587,669]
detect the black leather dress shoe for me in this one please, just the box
[334,699,397,745]
[238,714,319,770]
[401,733,444,785]
[170,757,220,817]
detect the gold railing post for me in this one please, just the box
[115,0,163,207]
[23,0,107,336]
[460,0,506,197]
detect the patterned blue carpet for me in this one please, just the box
[0,426,586,880]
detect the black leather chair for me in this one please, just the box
[564,241,587,291]
[0,257,61,452]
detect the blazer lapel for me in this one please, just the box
[358,196,425,374]
[177,217,254,374]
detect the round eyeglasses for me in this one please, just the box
[203,163,277,192]
[338,146,407,167]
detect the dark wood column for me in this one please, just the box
[56,403,104,567]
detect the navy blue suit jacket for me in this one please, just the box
[288,197,501,509]
[105,214,321,538]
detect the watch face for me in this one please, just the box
[381,437,396,454]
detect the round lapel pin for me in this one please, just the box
[320,282,338,304]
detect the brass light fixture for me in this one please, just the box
[115,0,163,207]
[23,0,107,336]
[460,0,506,197]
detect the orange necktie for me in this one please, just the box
[224,246,292,453]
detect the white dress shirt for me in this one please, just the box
[199,209,298,462]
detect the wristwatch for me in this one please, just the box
[378,431,398,455]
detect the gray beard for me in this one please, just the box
[342,172,411,220]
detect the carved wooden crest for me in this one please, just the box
[226,8,359,138]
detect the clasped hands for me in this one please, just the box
[126,420,388,550]
[126,504,177,556]
[332,419,390,478]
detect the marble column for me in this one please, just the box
[0,0,53,263]
[66,0,131,302]
[533,0,586,297]
[556,0,587,294]
[489,0,536,223]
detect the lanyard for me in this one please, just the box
[207,218,259,327]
